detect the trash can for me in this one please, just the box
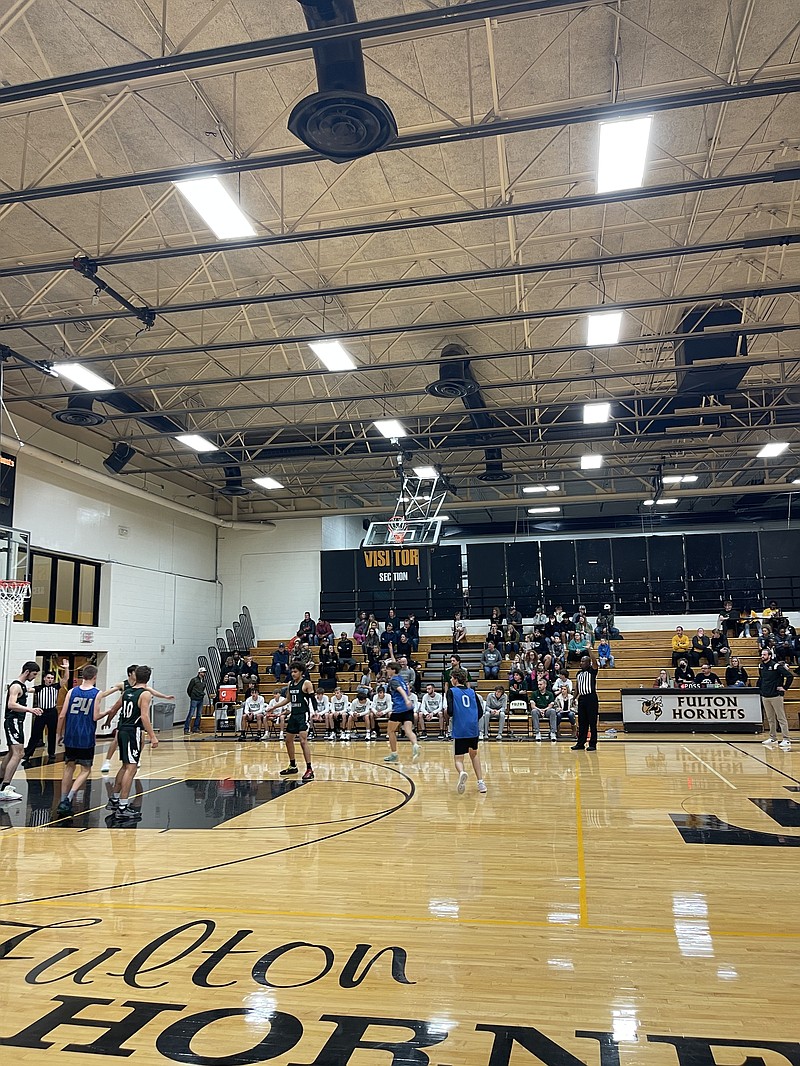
[151,701,176,732]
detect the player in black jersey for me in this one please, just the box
[270,662,315,781]
[1,661,43,801]
[105,665,159,821]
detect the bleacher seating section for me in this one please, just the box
[194,632,799,735]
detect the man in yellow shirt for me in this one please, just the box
[671,625,691,666]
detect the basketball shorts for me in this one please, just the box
[64,745,95,767]
[118,728,143,765]
[285,714,308,735]
[4,713,25,747]
[454,735,480,756]
[390,710,414,725]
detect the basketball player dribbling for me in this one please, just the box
[270,662,315,781]
[383,660,420,763]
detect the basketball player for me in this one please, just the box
[106,665,159,822]
[417,683,444,739]
[54,665,111,816]
[269,662,315,780]
[311,686,330,738]
[349,688,374,739]
[0,661,42,801]
[328,687,349,739]
[572,649,599,752]
[447,668,487,794]
[100,666,172,772]
[383,661,420,763]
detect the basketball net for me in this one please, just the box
[387,515,408,545]
[0,580,30,618]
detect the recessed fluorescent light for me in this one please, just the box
[580,454,603,470]
[253,476,284,490]
[664,474,699,484]
[438,515,451,521]
[413,466,438,480]
[793,478,800,485]
[528,506,561,515]
[174,176,255,240]
[373,419,406,438]
[586,311,622,346]
[52,362,114,392]
[308,339,356,372]
[596,115,652,193]
[682,474,699,483]
[583,401,611,424]
[644,497,679,506]
[758,442,789,458]
[523,484,561,494]
[175,433,217,453]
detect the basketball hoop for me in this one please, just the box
[0,580,30,618]
[387,515,408,545]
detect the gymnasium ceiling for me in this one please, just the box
[1,0,799,533]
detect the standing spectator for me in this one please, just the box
[690,627,715,667]
[653,669,672,689]
[337,632,357,673]
[718,600,740,639]
[452,611,467,653]
[671,626,692,667]
[596,635,615,669]
[23,669,60,764]
[365,623,382,675]
[595,605,621,640]
[271,642,290,682]
[758,648,794,750]
[297,612,316,645]
[406,614,420,653]
[725,657,748,687]
[315,616,333,646]
[442,653,471,691]
[482,686,507,740]
[183,666,207,735]
[710,629,730,665]
[572,651,599,752]
[481,641,502,680]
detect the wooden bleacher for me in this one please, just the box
[195,632,799,733]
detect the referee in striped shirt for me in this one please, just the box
[23,669,61,764]
[571,648,599,752]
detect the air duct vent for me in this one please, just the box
[425,343,480,398]
[478,449,511,483]
[219,466,251,497]
[288,1,397,162]
[52,393,106,427]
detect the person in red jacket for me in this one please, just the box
[315,615,334,645]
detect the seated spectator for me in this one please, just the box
[762,601,782,626]
[567,631,590,663]
[595,604,621,640]
[406,614,420,653]
[739,606,761,638]
[718,600,740,639]
[653,669,672,689]
[690,627,715,667]
[508,656,525,685]
[758,624,774,652]
[452,611,467,652]
[531,628,549,658]
[507,671,531,734]
[372,685,391,734]
[530,676,559,742]
[553,670,574,709]
[239,686,267,740]
[395,623,414,661]
[531,605,548,628]
[674,660,695,686]
[481,686,507,740]
[481,641,502,680]
[364,623,382,674]
[504,623,521,658]
[318,639,338,683]
[550,634,566,666]
[596,636,615,669]
[337,633,357,673]
[328,689,350,738]
[696,662,722,687]
[385,608,399,630]
[273,639,292,682]
[572,604,588,626]
[486,623,505,654]
[380,623,396,660]
[353,611,368,645]
[671,626,692,667]
[418,684,445,739]
[775,627,798,666]
[295,642,314,675]
[725,657,748,687]
[710,629,730,665]
[311,687,331,736]
[489,605,505,629]
[297,611,316,645]
[315,616,333,645]
[240,655,259,690]
[509,604,525,628]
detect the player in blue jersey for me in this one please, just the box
[54,665,115,817]
[446,668,487,794]
[383,661,420,763]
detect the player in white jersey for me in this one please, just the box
[312,687,331,736]
[417,683,444,738]
[348,690,375,739]
[371,685,391,739]
[266,686,287,740]
[328,688,350,739]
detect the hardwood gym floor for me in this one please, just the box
[1,735,799,1064]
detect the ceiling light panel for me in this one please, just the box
[176,433,217,453]
[52,363,114,392]
[580,455,604,470]
[528,506,561,515]
[174,177,255,240]
[583,401,611,424]
[586,311,623,346]
[308,339,356,371]
[413,466,438,479]
[596,115,653,193]
[757,442,789,458]
[253,476,284,490]
[373,419,407,438]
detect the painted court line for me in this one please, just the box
[681,745,737,789]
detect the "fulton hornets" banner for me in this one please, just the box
[622,688,762,732]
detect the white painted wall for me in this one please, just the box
[218,519,323,640]
[4,450,220,741]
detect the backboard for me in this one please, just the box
[363,519,442,547]
[0,526,30,581]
